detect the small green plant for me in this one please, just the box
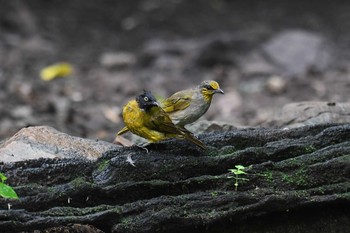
[228,165,249,191]
[210,191,219,197]
[0,172,19,199]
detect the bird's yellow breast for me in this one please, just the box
[122,100,166,142]
[123,100,144,128]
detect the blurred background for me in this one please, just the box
[1,0,350,142]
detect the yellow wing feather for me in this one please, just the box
[117,126,129,135]
[161,90,194,113]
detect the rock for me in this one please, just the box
[21,36,54,55]
[143,38,199,55]
[186,120,237,135]
[0,126,118,163]
[262,30,332,76]
[0,124,349,232]
[11,105,33,119]
[100,52,136,68]
[121,16,139,30]
[36,224,104,233]
[153,54,183,70]
[240,51,278,76]
[266,101,350,128]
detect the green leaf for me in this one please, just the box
[0,183,19,199]
[233,170,247,175]
[0,173,7,183]
[235,165,245,170]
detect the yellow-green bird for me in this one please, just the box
[119,90,207,150]
[161,80,224,127]
[117,80,224,135]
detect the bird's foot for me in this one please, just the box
[135,143,150,153]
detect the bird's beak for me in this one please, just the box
[152,101,160,107]
[215,88,224,94]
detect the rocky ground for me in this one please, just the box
[1,1,350,143]
[0,124,349,233]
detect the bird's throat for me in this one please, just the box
[201,90,213,103]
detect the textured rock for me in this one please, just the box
[0,124,349,233]
[186,120,237,135]
[0,126,119,163]
[266,101,350,128]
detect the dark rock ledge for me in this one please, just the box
[0,124,349,233]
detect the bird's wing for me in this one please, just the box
[146,107,207,150]
[161,91,193,113]
[145,107,182,135]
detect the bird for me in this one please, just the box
[118,90,207,150]
[161,80,224,128]
[117,80,224,135]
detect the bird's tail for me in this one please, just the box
[179,128,207,150]
[117,126,129,136]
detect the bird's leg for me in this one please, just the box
[134,142,150,153]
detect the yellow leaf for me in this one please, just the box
[40,62,73,81]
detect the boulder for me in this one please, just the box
[0,126,119,163]
[266,101,350,128]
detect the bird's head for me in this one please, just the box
[199,80,224,100]
[136,90,159,111]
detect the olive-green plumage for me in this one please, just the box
[161,80,224,127]
[119,91,207,150]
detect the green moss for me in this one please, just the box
[97,159,110,172]
[261,171,274,183]
[43,204,114,217]
[211,191,219,197]
[293,190,310,198]
[205,150,220,157]
[47,186,56,194]
[69,177,93,189]
[113,206,123,214]
[281,168,308,187]
[304,145,317,153]
[338,192,350,199]
[121,216,132,225]
[119,216,137,231]
[218,146,237,155]
[206,146,236,157]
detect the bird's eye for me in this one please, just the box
[144,96,149,101]
[205,85,214,90]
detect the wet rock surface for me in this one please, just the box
[0,124,349,233]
